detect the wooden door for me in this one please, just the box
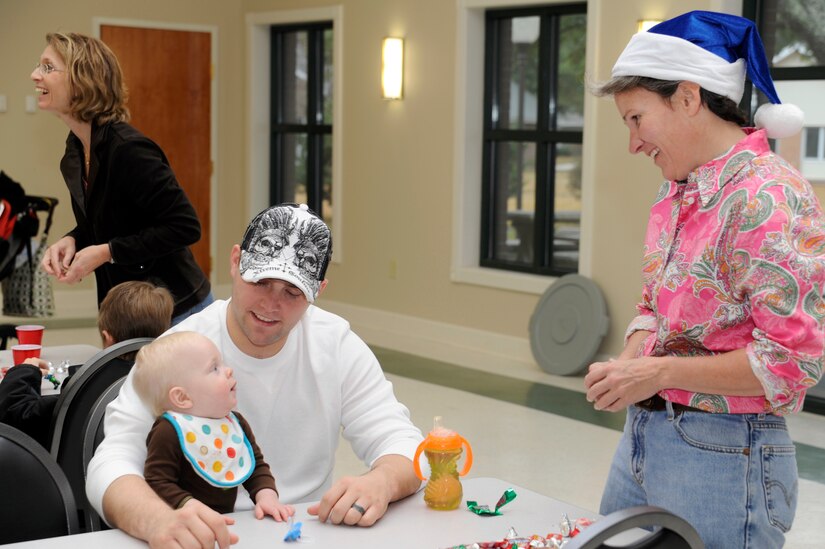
[100,25,212,276]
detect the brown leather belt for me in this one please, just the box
[635,394,709,414]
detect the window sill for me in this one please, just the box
[451,265,555,295]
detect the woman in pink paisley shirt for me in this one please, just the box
[587,11,825,549]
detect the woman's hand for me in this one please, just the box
[584,357,663,412]
[56,243,112,284]
[41,236,76,277]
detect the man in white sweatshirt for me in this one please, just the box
[86,203,423,548]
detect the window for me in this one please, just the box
[270,23,334,226]
[480,4,586,276]
[805,127,824,160]
[743,1,825,183]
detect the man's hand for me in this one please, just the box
[307,473,390,526]
[146,499,238,549]
[307,454,420,527]
[102,476,238,549]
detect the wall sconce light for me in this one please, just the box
[382,37,404,100]
[637,19,662,33]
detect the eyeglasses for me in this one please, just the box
[34,63,65,75]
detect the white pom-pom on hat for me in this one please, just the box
[754,102,805,140]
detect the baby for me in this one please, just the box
[132,331,293,520]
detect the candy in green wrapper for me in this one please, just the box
[466,488,517,516]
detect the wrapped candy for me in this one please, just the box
[442,513,596,549]
[466,488,518,516]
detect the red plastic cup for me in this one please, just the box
[12,344,42,364]
[16,325,45,346]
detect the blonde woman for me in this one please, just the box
[33,32,212,323]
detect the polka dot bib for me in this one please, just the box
[162,411,255,488]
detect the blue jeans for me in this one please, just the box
[171,292,214,326]
[600,403,797,549]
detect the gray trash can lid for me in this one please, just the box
[529,274,609,376]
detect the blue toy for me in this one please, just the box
[283,517,302,542]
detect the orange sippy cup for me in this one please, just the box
[413,416,473,510]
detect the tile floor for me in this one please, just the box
[29,326,825,547]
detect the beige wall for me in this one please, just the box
[12,0,809,375]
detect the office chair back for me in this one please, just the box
[48,337,153,530]
[565,505,705,549]
[0,423,80,543]
[0,322,17,349]
[81,376,126,531]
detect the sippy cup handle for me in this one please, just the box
[413,440,427,480]
[458,436,473,476]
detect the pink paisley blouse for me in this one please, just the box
[627,129,825,415]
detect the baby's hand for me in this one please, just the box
[22,358,50,374]
[254,488,295,521]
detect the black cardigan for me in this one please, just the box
[60,122,210,317]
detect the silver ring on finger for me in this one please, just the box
[351,502,366,515]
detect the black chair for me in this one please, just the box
[565,506,705,549]
[49,337,153,530]
[81,376,126,531]
[0,323,17,350]
[0,423,80,543]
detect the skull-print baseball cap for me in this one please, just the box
[239,203,332,302]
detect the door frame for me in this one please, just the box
[92,17,219,283]
[246,6,344,263]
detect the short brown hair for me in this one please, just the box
[98,281,173,343]
[46,32,130,125]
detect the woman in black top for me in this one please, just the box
[33,32,211,321]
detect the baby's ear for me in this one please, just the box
[168,386,192,410]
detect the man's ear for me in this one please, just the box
[229,244,242,276]
[317,279,329,297]
[168,386,192,410]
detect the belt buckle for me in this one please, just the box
[635,396,660,411]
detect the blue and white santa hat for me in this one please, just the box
[611,10,804,139]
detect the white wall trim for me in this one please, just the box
[92,18,220,282]
[246,6,345,263]
[324,298,534,371]
[320,298,595,391]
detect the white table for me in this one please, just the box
[0,344,100,394]
[4,477,641,548]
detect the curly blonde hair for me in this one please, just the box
[46,32,130,125]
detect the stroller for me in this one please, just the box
[0,170,58,321]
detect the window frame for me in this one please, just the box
[741,0,825,120]
[803,126,824,160]
[480,3,586,276]
[451,0,596,295]
[269,22,333,218]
